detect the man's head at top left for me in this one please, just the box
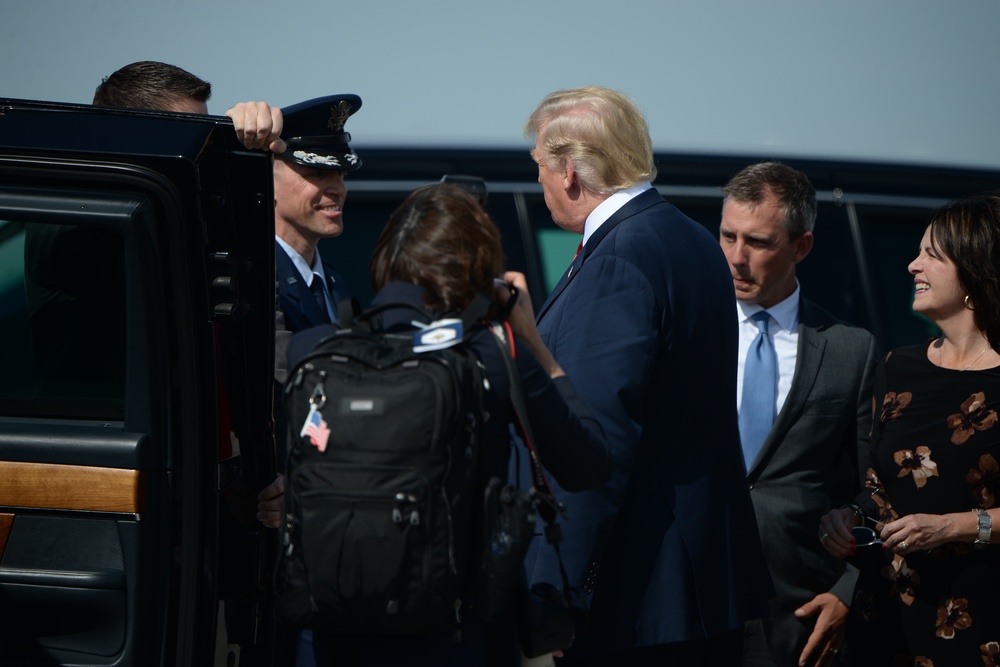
[94,60,284,153]
[93,61,211,114]
[272,94,363,261]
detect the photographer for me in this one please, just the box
[285,183,610,666]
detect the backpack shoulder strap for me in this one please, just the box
[336,296,361,328]
[458,293,493,337]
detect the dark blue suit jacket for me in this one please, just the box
[275,241,348,333]
[523,188,771,654]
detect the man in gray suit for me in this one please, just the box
[718,162,877,667]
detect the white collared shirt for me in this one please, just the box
[736,284,800,418]
[581,182,653,247]
[275,235,335,320]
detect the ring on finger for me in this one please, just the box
[820,533,830,542]
[898,541,909,551]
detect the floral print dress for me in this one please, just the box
[848,342,1000,666]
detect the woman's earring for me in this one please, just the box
[965,295,975,310]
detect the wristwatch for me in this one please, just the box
[974,508,992,545]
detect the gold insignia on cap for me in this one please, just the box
[327,101,352,132]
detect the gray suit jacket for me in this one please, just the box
[746,297,877,666]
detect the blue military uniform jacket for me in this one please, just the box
[275,241,347,333]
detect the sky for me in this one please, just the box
[2,0,999,170]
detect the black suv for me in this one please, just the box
[0,98,998,667]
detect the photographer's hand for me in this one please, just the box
[497,271,564,378]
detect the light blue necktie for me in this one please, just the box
[739,310,776,472]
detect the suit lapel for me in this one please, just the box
[536,188,663,322]
[747,299,827,477]
[536,250,584,320]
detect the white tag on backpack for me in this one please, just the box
[413,318,463,353]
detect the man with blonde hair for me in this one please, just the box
[522,86,771,665]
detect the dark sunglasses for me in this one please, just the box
[852,525,882,547]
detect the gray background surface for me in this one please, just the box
[2,0,998,169]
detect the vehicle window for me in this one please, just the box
[0,217,125,419]
[673,193,935,351]
[321,190,406,308]
[517,194,575,293]
[795,202,868,329]
[322,187,555,309]
[327,183,943,355]
[0,221,31,402]
[536,228,579,292]
[854,203,940,349]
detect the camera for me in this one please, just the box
[439,174,488,207]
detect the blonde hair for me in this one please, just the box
[525,86,656,196]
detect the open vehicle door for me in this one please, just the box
[0,99,278,666]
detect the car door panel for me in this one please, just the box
[0,100,277,666]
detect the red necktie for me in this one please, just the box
[568,241,584,278]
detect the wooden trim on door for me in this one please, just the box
[0,462,142,514]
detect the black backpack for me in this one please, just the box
[274,297,492,637]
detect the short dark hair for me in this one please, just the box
[928,191,1000,350]
[722,162,817,239]
[370,184,504,315]
[93,61,211,110]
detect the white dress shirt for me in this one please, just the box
[581,182,653,247]
[736,284,801,419]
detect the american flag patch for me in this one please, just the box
[300,405,331,452]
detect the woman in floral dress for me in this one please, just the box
[819,192,1000,666]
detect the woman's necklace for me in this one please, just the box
[938,338,991,371]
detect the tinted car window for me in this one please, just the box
[506,186,947,353]
[0,213,127,420]
[324,185,562,306]
[853,200,941,347]
[0,221,31,401]
[320,188,403,308]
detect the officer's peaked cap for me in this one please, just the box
[279,94,362,171]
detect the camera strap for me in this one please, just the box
[492,323,577,600]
